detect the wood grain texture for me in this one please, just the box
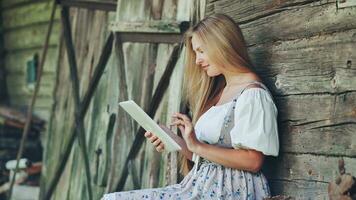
[3,22,60,50]
[2,1,59,29]
[206,0,356,198]
[269,179,328,199]
[264,153,356,182]
[5,47,59,73]
[249,29,356,95]
[208,0,356,45]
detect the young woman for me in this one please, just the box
[102,13,279,200]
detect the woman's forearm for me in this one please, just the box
[192,142,264,173]
[180,148,193,161]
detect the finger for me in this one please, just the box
[152,139,161,146]
[178,126,185,134]
[144,131,151,137]
[156,146,163,152]
[149,136,158,143]
[173,113,191,122]
[170,119,185,126]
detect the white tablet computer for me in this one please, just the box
[119,100,182,152]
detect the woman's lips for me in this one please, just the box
[202,65,209,70]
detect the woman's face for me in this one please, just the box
[191,35,222,77]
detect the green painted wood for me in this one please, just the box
[3,22,60,50]
[6,72,55,86]
[41,1,193,199]
[1,0,48,9]
[5,47,58,73]
[2,1,60,29]
[10,95,52,108]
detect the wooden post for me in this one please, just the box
[42,17,114,200]
[60,6,93,200]
[115,44,181,191]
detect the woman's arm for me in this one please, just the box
[171,112,265,173]
[193,142,264,173]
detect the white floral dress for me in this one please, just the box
[102,81,279,200]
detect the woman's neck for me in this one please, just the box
[223,72,260,88]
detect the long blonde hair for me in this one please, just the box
[184,13,254,123]
[180,13,255,175]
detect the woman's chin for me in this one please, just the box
[206,71,221,77]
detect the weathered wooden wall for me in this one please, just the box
[41,1,194,199]
[1,0,60,119]
[206,0,356,199]
[0,9,7,104]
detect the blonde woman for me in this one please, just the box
[102,13,279,200]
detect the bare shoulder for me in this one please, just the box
[244,73,264,90]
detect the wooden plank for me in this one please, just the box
[109,20,182,33]
[249,29,356,95]
[6,73,55,86]
[9,95,53,108]
[3,22,60,51]
[1,0,48,9]
[42,13,114,200]
[2,1,60,29]
[280,123,356,157]
[263,153,356,183]
[51,6,93,200]
[59,0,116,12]
[5,47,59,73]
[115,44,181,191]
[206,0,318,23]
[275,92,356,127]
[208,1,356,45]
[119,32,182,44]
[269,179,328,199]
[7,83,54,96]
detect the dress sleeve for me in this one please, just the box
[230,88,279,156]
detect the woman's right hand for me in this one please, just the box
[144,131,165,152]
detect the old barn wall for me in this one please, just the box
[206,0,356,199]
[41,1,195,199]
[1,0,60,120]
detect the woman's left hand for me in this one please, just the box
[171,112,200,152]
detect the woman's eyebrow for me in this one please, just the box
[194,46,202,51]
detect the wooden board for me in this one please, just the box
[2,1,59,29]
[269,179,328,199]
[3,22,60,50]
[249,29,356,95]
[207,1,356,45]
[5,47,59,74]
[206,0,356,198]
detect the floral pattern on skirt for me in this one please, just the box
[102,159,270,200]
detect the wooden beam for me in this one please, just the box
[110,21,189,43]
[118,33,182,43]
[59,6,93,200]
[115,44,182,192]
[58,0,116,12]
[42,31,114,200]
[109,21,183,33]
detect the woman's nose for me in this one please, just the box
[195,57,202,65]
